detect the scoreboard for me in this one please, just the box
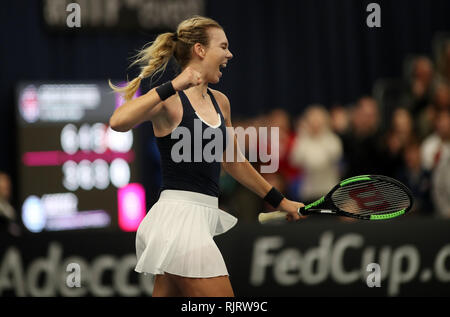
[16,81,146,233]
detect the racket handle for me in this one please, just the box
[258,211,287,224]
[298,206,307,216]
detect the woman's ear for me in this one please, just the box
[193,43,206,59]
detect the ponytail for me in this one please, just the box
[109,16,223,102]
[109,32,176,102]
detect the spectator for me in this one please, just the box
[265,108,300,185]
[0,171,20,236]
[431,153,450,218]
[432,80,450,111]
[341,96,383,178]
[391,108,414,144]
[396,140,433,216]
[330,105,350,136]
[421,109,450,218]
[421,109,450,171]
[405,56,436,139]
[380,108,415,177]
[290,105,342,202]
[436,39,450,84]
[416,80,450,139]
[409,56,435,116]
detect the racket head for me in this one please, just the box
[321,175,414,220]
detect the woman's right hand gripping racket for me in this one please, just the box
[258,175,414,223]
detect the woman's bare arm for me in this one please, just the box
[213,90,304,221]
[109,88,165,132]
[110,67,204,132]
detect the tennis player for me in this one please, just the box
[109,16,304,297]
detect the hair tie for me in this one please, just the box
[172,33,178,41]
[138,74,144,79]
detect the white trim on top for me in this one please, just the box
[195,112,221,128]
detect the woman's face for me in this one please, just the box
[392,108,412,135]
[305,108,328,136]
[202,27,233,83]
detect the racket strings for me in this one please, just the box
[331,180,411,216]
[332,195,409,214]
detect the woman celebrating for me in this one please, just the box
[109,16,304,297]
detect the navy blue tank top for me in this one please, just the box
[156,89,227,197]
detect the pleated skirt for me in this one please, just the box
[135,190,238,278]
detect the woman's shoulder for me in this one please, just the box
[208,88,231,119]
[209,88,229,104]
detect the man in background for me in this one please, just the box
[0,171,20,236]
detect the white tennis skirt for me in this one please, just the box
[135,189,238,278]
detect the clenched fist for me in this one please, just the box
[171,67,203,91]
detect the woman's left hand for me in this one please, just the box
[278,198,305,222]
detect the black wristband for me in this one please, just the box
[156,81,176,101]
[263,187,284,208]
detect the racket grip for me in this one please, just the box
[298,206,307,216]
[258,211,287,224]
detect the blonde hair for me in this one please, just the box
[109,16,223,102]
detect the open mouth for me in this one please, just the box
[218,63,227,77]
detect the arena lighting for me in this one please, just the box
[21,196,46,233]
[21,194,111,232]
[118,183,146,232]
[45,210,111,231]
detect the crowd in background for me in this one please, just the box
[2,37,449,230]
[219,36,450,221]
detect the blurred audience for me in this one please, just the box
[415,80,450,138]
[436,39,450,84]
[432,80,450,110]
[266,109,300,184]
[217,36,450,221]
[421,108,450,171]
[404,56,436,140]
[340,97,384,178]
[423,109,450,218]
[0,171,21,236]
[289,105,343,202]
[396,140,433,216]
[408,56,435,116]
[380,108,415,177]
[330,105,350,136]
[431,154,450,218]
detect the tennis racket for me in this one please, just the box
[258,175,414,223]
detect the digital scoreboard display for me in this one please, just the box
[16,82,145,233]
